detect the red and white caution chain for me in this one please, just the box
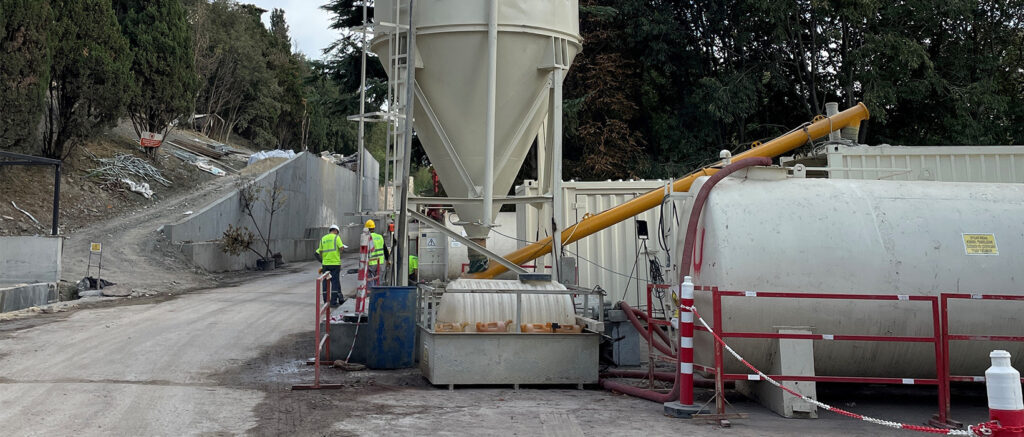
[684,304,986,436]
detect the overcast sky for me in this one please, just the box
[247,0,337,59]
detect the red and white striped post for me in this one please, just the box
[664,275,703,417]
[984,350,1024,436]
[354,228,371,314]
[679,275,695,404]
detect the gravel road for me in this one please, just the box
[0,262,335,435]
[0,257,992,436]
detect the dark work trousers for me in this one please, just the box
[321,265,342,306]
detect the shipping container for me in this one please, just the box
[825,144,1024,182]
[516,179,671,307]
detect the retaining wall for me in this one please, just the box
[165,151,379,271]
[0,236,63,285]
[0,283,57,313]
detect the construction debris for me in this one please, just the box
[167,136,244,159]
[196,161,226,176]
[88,153,171,187]
[332,360,366,371]
[121,179,154,199]
[10,201,40,225]
[76,277,116,297]
[171,149,201,163]
[320,152,359,172]
[248,150,295,166]
[170,149,228,176]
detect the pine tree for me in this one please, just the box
[114,0,198,154]
[0,0,51,152]
[43,0,131,160]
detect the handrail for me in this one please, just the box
[468,103,870,279]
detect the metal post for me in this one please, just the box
[551,68,564,281]
[941,294,953,423]
[515,291,523,333]
[52,163,60,235]
[679,276,695,405]
[647,284,655,387]
[325,279,332,361]
[356,1,368,214]
[356,228,370,314]
[713,287,725,414]
[482,0,498,231]
[314,275,323,385]
[932,297,948,425]
[395,0,416,286]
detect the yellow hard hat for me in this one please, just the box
[365,219,376,229]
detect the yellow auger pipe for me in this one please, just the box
[468,102,870,279]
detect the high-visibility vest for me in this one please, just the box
[317,233,343,266]
[409,255,418,274]
[369,233,385,265]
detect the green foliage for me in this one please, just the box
[114,0,198,148]
[558,0,1024,179]
[0,0,51,152]
[43,0,131,160]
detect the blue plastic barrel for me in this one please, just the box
[366,286,417,369]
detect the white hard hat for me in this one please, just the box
[329,224,340,232]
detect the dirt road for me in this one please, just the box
[0,259,992,436]
[58,162,237,294]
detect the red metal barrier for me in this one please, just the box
[355,230,371,314]
[941,293,1024,425]
[292,272,343,390]
[692,286,948,423]
[645,284,675,390]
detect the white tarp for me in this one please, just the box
[121,178,153,199]
[247,150,296,166]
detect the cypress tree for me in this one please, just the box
[0,0,51,151]
[114,0,198,154]
[43,0,132,160]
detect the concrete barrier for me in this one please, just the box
[0,236,63,285]
[165,151,379,271]
[0,283,57,313]
[180,239,319,273]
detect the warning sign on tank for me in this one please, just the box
[962,233,998,255]
[426,238,437,247]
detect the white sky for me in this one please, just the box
[247,0,338,59]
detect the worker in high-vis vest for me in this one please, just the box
[408,255,419,283]
[315,224,345,306]
[366,220,389,285]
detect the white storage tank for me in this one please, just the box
[680,167,1024,377]
[371,0,581,241]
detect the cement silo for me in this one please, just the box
[371,0,581,270]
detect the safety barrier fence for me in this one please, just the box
[692,286,952,424]
[940,293,1024,424]
[645,284,676,389]
[355,230,378,314]
[292,272,342,390]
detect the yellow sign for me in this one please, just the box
[90,243,102,253]
[963,234,998,255]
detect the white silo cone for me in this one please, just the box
[371,0,581,243]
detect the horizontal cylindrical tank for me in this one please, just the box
[679,167,1024,377]
[436,278,576,331]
